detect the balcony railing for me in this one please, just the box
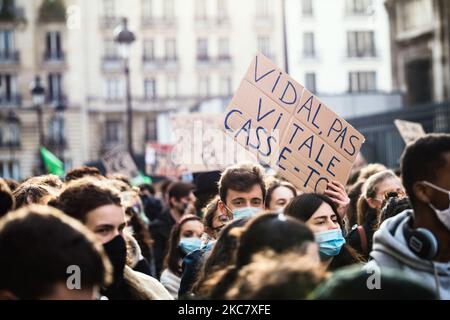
[0,94,22,107]
[44,50,65,62]
[102,55,124,71]
[194,15,230,28]
[0,50,20,64]
[0,140,20,148]
[99,16,122,29]
[46,137,67,148]
[0,6,26,23]
[46,94,68,108]
[196,55,233,67]
[143,56,179,70]
[347,50,378,59]
[141,16,177,28]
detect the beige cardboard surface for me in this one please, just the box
[223,52,365,193]
[394,119,426,145]
[171,112,256,172]
[101,146,139,178]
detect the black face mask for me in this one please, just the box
[177,202,189,214]
[102,235,127,287]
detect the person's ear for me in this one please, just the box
[413,182,432,204]
[0,290,17,300]
[169,196,177,207]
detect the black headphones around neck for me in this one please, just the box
[402,215,439,260]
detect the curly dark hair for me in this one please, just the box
[51,180,122,223]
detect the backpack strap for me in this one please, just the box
[357,225,368,256]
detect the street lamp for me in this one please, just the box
[55,100,66,162]
[30,75,46,147]
[114,17,136,157]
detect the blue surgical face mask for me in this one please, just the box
[179,237,202,255]
[315,229,346,260]
[232,206,261,220]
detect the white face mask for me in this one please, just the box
[423,181,450,231]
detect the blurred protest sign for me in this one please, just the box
[171,112,256,173]
[222,52,365,193]
[145,142,184,178]
[101,146,139,178]
[394,119,426,145]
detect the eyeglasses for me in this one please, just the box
[375,189,406,201]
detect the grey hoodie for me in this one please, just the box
[365,209,450,299]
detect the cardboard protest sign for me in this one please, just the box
[145,142,185,178]
[101,146,139,178]
[394,119,426,145]
[171,112,257,173]
[222,52,365,193]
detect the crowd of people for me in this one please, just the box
[0,133,449,300]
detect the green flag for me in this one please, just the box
[40,147,65,176]
[131,172,152,186]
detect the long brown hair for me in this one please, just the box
[285,193,365,269]
[356,170,399,226]
[163,214,202,276]
[265,179,297,210]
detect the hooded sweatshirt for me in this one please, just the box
[365,209,450,300]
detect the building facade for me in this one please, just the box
[385,0,450,106]
[0,0,285,179]
[285,0,402,118]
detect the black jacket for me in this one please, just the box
[149,208,176,279]
[178,248,208,298]
[347,209,378,259]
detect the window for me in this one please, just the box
[143,39,155,60]
[257,36,271,58]
[0,121,20,146]
[48,73,63,103]
[196,0,207,20]
[0,160,20,180]
[103,0,115,17]
[48,116,65,145]
[163,0,175,20]
[256,0,270,18]
[105,120,123,144]
[197,38,208,61]
[144,78,157,99]
[302,0,313,16]
[218,38,229,60]
[303,32,315,58]
[305,73,316,94]
[142,0,153,19]
[104,39,119,58]
[0,74,17,103]
[45,31,63,60]
[347,31,376,57]
[0,30,15,60]
[105,78,124,100]
[349,71,377,92]
[346,0,372,15]
[219,76,232,96]
[198,76,210,97]
[217,0,228,20]
[145,118,157,141]
[165,38,177,61]
[166,77,177,98]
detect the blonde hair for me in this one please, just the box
[356,170,399,225]
[225,250,329,299]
